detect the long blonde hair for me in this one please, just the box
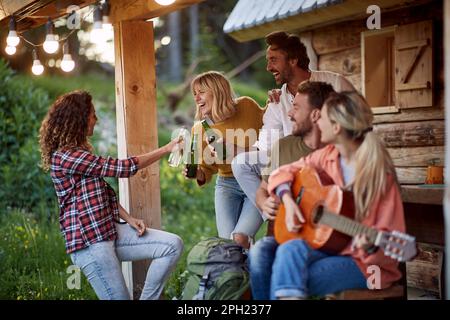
[191,71,236,122]
[324,91,397,221]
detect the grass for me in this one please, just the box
[0,207,97,299]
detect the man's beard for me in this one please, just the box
[280,65,294,84]
[292,120,313,137]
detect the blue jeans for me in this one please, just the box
[215,176,263,239]
[70,223,183,300]
[249,236,278,300]
[231,151,269,219]
[271,239,367,299]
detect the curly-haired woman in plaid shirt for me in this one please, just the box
[39,90,183,300]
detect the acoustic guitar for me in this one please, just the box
[274,166,417,262]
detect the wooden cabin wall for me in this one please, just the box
[300,0,445,186]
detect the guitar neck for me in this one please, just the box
[319,210,379,244]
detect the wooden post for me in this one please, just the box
[444,0,450,301]
[114,20,161,299]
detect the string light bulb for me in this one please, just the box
[90,5,105,44]
[5,46,16,55]
[161,36,171,45]
[102,0,112,31]
[31,49,44,75]
[155,0,176,5]
[61,42,75,72]
[43,18,59,54]
[7,16,20,47]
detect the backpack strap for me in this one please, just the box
[193,272,209,300]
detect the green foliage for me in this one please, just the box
[0,59,55,210]
[232,80,269,107]
[15,72,115,105]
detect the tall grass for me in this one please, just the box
[0,207,97,299]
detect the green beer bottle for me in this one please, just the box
[185,133,198,178]
[201,117,226,161]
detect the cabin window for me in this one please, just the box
[362,21,433,114]
[362,26,397,113]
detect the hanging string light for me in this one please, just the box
[90,5,105,44]
[6,16,21,47]
[5,45,16,55]
[43,18,59,54]
[102,0,112,31]
[60,42,75,72]
[31,49,44,75]
[2,0,149,75]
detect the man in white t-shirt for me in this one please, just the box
[231,31,356,222]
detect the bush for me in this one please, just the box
[0,59,56,210]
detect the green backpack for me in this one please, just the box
[181,237,250,300]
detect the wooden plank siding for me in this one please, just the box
[388,146,444,167]
[373,121,445,148]
[303,1,445,188]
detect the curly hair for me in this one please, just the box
[39,90,94,171]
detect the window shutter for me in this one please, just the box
[395,20,433,109]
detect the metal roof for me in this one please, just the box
[223,0,344,34]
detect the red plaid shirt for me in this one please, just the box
[50,149,139,253]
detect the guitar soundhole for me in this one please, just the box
[313,205,324,224]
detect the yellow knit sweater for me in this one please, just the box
[191,96,264,185]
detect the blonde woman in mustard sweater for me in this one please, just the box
[183,71,264,249]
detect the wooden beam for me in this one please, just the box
[114,20,160,299]
[374,120,445,147]
[388,146,445,167]
[318,46,361,76]
[396,167,427,184]
[1,0,203,31]
[0,0,42,21]
[311,19,364,56]
[0,0,95,30]
[373,107,444,124]
[109,0,204,23]
[401,185,445,205]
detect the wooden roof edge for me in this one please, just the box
[0,0,204,32]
